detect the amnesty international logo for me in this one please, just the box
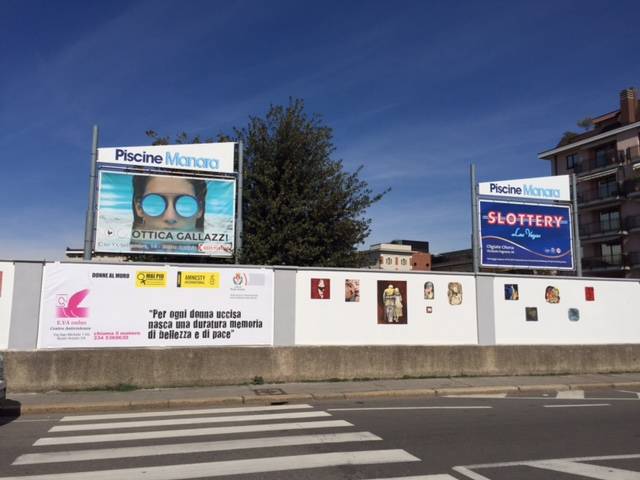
[135,272,167,288]
[177,271,220,288]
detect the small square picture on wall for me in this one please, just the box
[525,307,538,322]
[504,284,519,300]
[585,286,595,301]
[310,278,330,300]
[568,308,580,321]
[378,281,408,324]
[426,306,433,314]
[345,279,360,302]
[424,281,434,300]
[447,282,462,305]
[545,286,560,304]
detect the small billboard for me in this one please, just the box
[95,171,235,257]
[479,200,574,270]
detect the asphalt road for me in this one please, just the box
[1,389,639,479]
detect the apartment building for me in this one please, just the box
[538,88,640,278]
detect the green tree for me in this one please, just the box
[576,117,593,131]
[147,99,388,267]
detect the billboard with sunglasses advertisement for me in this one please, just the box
[37,263,274,348]
[95,171,236,256]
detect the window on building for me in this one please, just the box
[566,154,577,170]
[599,210,621,232]
[401,258,407,266]
[595,146,614,168]
[600,242,622,262]
[385,257,392,265]
[597,176,617,199]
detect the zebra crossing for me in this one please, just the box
[0,403,456,480]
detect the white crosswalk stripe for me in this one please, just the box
[15,432,382,465]
[0,450,421,480]
[35,419,353,445]
[49,410,331,432]
[59,403,313,422]
[4,404,431,479]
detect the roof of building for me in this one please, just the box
[538,120,640,159]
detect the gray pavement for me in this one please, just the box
[3,372,640,415]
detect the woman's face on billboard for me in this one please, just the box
[135,177,203,231]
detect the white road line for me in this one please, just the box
[444,394,507,398]
[459,452,640,470]
[15,432,380,465]
[526,459,640,479]
[34,419,353,446]
[327,406,492,412]
[50,411,330,432]
[556,390,585,399]
[451,466,493,480]
[364,475,458,479]
[617,390,640,398]
[544,403,610,408]
[60,404,312,422]
[0,449,420,480]
[443,395,640,401]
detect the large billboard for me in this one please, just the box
[478,175,571,202]
[97,142,235,174]
[37,263,273,348]
[95,171,235,256]
[479,200,574,270]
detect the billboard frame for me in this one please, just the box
[83,128,242,262]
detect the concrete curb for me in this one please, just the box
[4,381,640,415]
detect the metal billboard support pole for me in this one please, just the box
[571,173,582,277]
[235,141,244,264]
[470,164,480,273]
[83,125,99,261]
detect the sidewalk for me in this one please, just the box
[3,372,640,415]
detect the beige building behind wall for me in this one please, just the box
[538,88,640,278]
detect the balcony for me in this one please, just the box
[577,186,622,206]
[573,151,623,175]
[579,218,624,239]
[582,253,629,272]
[624,177,640,198]
[626,215,640,232]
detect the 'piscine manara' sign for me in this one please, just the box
[478,175,570,201]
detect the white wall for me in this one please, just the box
[491,276,640,344]
[295,270,478,345]
[0,262,15,349]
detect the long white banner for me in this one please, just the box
[97,142,235,174]
[38,263,273,348]
[478,175,571,202]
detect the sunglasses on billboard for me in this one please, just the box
[141,194,200,218]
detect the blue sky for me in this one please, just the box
[1,0,639,260]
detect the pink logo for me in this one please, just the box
[56,289,90,318]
